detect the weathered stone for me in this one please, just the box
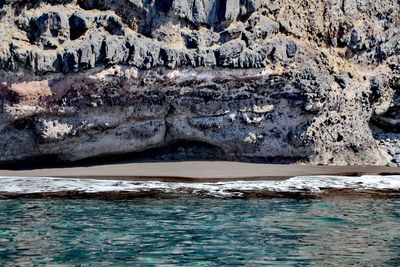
[286,41,298,58]
[348,27,364,51]
[0,0,398,165]
[335,74,348,89]
[28,11,70,49]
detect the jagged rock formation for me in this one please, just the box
[0,0,399,165]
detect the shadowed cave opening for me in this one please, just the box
[0,140,228,170]
[1,138,306,170]
[69,14,88,40]
[155,0,173,14]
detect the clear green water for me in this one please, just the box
[0,198,399,266]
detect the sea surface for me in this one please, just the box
[0,197,399,266]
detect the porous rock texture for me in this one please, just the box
[0,0,399,165]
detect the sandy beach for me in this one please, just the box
[1,161,400,182]
[0,162,399,199]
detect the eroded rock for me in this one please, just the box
[0,0,399,165]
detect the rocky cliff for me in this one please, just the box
[0,0,399,165]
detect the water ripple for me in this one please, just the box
[0,198,399,266]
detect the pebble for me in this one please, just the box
[387,162,398,168]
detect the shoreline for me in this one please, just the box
[1,162,399,199]
[2,189,400,200]
[1,161,400,182]
[0,173,400,200]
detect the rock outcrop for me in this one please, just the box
[0,0,399,165]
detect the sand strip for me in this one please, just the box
[0,161,399,181]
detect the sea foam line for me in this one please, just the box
[0,176,400,197]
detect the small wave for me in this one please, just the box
[0,175,400,198]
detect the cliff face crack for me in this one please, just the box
[341,0,346,15]
[217,0,228,22]
[163,103,174,144]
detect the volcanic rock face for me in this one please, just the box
[0,0,399,165]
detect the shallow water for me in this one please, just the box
[0,198,399,266]
[1,175,400,198]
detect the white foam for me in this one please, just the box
[0,175,399,197]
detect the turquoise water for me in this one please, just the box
[0,198,399,266]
